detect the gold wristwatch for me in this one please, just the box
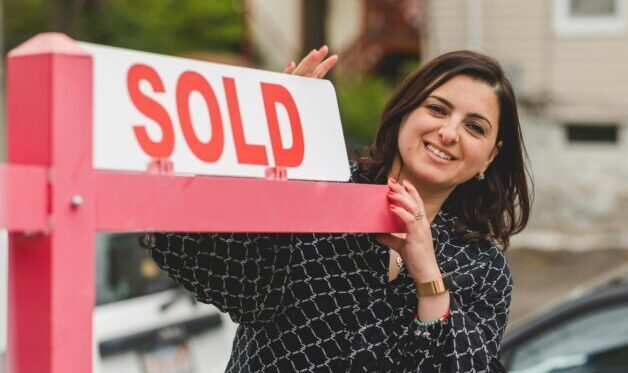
[417,272,454,297]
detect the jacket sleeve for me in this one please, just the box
[149,232,293,325]
[403,249,512,372]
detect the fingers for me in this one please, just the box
[387,178,426,225]
[312,54,338,78]
[401,179,423,209]
[284,45,338,78]
[390,203,418,225]
[283,61,295,74]
[388,189,416,213]
[293,45,330,77]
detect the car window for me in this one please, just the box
[508,302,628,372]
[96,233,177,305]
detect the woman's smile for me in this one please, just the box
[423,142,456,162]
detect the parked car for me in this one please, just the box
[0,230,237,373]
[93,233,238,373]
[500,264,628,372]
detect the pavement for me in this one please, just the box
[505,248,628,329]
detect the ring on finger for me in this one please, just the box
[414,210,425,221]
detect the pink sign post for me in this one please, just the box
[0,33,402,373]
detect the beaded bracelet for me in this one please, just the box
[413,309,451,338]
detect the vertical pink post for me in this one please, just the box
[6,33,94,373]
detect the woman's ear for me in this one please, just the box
[481,141,502,173]
[488,140,503,164]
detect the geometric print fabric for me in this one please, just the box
[149,164,512,372]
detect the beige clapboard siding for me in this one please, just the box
[483,0,550,94]
[426,0,468,58]
[426,0,551,94]
[427,0,628,121]
[553,40,628,92]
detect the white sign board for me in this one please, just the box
[81,43,350,181]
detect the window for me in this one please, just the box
[565,123,618,144]
[96,233,177,305]
[508,302,628,372]
[554,0,626,36]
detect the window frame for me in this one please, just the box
[554,0,626,36]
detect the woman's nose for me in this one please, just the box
[438,120,460,144]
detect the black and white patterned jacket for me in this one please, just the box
[149,164,512,372]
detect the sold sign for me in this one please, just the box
[82,43,350,181]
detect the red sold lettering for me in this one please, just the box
[223,77,269,165]
[261,83,305,168]
[176,71,224,163]
[127,65,305,169]
[127,64,175,158]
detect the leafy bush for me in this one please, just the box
[5,0,245,54]
[335,75,393,148]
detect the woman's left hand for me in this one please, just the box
[376,178,442,283]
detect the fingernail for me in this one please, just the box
[390,178,397,184]
[389,204,397,210]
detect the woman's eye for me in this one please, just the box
[427,105,446,115]
[467,122,485,135]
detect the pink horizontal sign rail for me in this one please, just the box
[0,164,48,231]
[93,171,404,233]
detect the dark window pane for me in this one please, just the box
[569,0,616,17]
[96,233,177,305]
[566,124,618,143]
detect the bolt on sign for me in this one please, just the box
[82,43,350,181]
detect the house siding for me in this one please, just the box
[426,0,628,248]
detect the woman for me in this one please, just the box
[148,48,531,372]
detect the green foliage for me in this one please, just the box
[335,76,394,146]
[4,0,48,50]
[4,0,245,54]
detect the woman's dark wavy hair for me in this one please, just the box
[356,50,532,250]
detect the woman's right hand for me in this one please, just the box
[283,45,338,78]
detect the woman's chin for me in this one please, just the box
[409,170,453,189]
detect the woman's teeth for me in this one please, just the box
[426,143,453,160]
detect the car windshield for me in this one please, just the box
[96,233,177,305]
[508,302,628,372]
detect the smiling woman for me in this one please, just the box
[395,75,500,190]
[148,49,531,372]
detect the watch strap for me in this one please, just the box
[417,272,454,297]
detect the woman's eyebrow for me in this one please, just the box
[429,95,493,128]
[468,113,493,129]
[430,95,454,109]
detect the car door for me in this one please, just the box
[93,233,238,373]
[500,283,628,372]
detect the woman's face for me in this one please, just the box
[397,74,501,191]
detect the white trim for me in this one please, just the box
[554,0,626,36]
